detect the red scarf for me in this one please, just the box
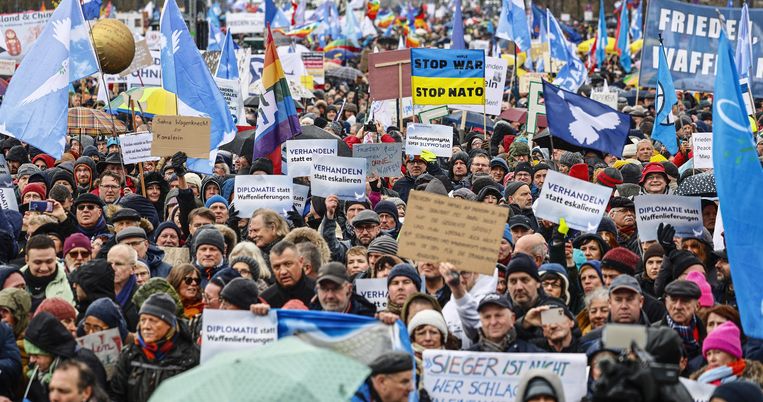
[136,331,176,362]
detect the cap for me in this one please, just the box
[115,226,147,243]
[111,208,140,223]
[509,215,533,230]
[316,262,349,285]
[477,293,512,312]
[665,280,702,300]
[351,210,380,227]
[369,352,413,375]
[609,275,642,295]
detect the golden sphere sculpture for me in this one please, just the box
[91,19,135,74]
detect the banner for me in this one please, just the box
[352,143,402,177]
[635,194,703,241]
[692,132,713,169]
[535,170,612,232]
[0,11,54,61]
[0,188,18,211]
[411,48,485,105]
[214,78,246,125]
[285,139,337,177]
[200,309,278,364]
[301,51,325,86]
[234,175,293,218]
[405,123,454,158]
[248,54,265,96]
[451,55,509,116]
[422,350,587,402]
[641,0,763,94]
[225,12,265,34]
[310,156,367,201]
[119,132,160,164]
[107,50,162,88]
[354,278,389,310]
[76,328,122,377]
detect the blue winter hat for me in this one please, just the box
[106,137,120,148]
[205,194,229,209]
[387,263,422,290]
[503,224,514,247]
[579,260,603,282]
[79,297,128,341]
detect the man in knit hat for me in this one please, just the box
[506,253,547,320]
[204,195,229,224]
[116,227,172,279]
[505,181,539,232]
[448,151,471,190]
[192,227,228,287]
[384,264,421,316]
[558,151,583,174]
[62,233,92,272]
[366,235,398,268]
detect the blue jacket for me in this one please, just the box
[0,321,21,399]
[144,245,172,278]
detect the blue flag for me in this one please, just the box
[450,0,466,50]
[206,3,223,51]
[496,0,531,52]
[734,3,752,78]
[0,0,99,159]
[651,42,679,154]
[82,0,102,20]
[629,0,642,40]
[265,0,290,28]
[595,0,607,67]
[341,0,361,44]
[216,30,238,79]
[542,81,630,157]
[548,10,586,92]
[712,30,763,339]
[616,5,632,73]
[160,0,236,174]
[546,9,568,62]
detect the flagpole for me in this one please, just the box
[635,0,650,106]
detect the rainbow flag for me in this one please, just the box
[376,10,395,28]
[253,27,302,158]
[324,38,361,52]
[367,0,380,20]
[285,21,318,38]
[406,35,421,48]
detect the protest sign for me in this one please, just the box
[591,90,619,110]
[248,54,265,96]
[679,378,715,402]
[225,12,265,34]
[292,183,310,213]
[0,188,18,211]
[107,50,162,88]
[119,39,153,77]
[151,115,211,158]
[301,51,325,87]
[368,50,412,101]
[0,60,15,76]
[0,155,8,175]
[417,106,450,124]
[285,139,337,177]
[159,246,190,267]
[519,72,547,94]
[276,48,306,82]
[411,48,486,105]
[401,97,427,118]
[423,350,587,402]
[234,175,293,218]
[635,195,703,241]
[451,56,508,116]
[398,191,508,275]
[76,328,122,377]
[119,132,160,164]
[353,143,402,177]
[526,81,546,136]
[405,123,454,158]
[692,132,713,169]
[310,156,367,201]
[641,0,763,94]
[0,10,54,61]
[354,278,389,310]
[536,170,612,233]
[214,77,246,125]
[200,309,278,364]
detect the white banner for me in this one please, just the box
[119,132,160,164]
[352,143,402,177]
[234,175,294,217]
[423,350,587,402]
[535,170,612,232]
[0,11,54,61]
[310,156,367,201]
[590,90,619,110]
[405,123,454,158]
[200,309,277,364]
[285,139,337,177]
[354,278,388,310]
[0,188,18,211]
[635,195,703,241]
[692,132,713,169]
[225,12,265,34]
[452,56,508,116]
[292,183,310,213]
[214,77,246,125]
[0,60,16,76]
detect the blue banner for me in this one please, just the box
[641,0,763,94]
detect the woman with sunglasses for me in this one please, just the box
[166,264,203,319]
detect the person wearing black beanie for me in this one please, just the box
[220,278,260,310]
[711,382,763,402]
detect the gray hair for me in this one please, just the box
[585,287,609,308]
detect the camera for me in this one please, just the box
[364,122,377,134]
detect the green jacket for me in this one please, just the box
[20,261,75,306]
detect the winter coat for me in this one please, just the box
[0,322,21,400]
[309,293,377,317]
[466,336,543,353]
[144,245,172,278]
[260,274,316,308]
[21,262,74,311]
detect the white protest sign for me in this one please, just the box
[354,278,388,310]
[692,133,713,169]
[0,188,18,211]
[119,39,153,77]
[310,156,367,201]
[214,78,246,125]
[536,170,611,232]
[285,139,337,177]
[234,175,293,217]
[225,12,265,34]
[119,132,160,164]
[0,155,9,175]
[200,309,277,364]
[591,90,619,110]
[452,56,508,116]
[635,195,703,241]
[76,328,122,377]
[0,60,16,76]
[527,80,546,137]
[401,97,427,119]
[109,49,161,88]
[405,123,453,158]
[423,350,587,402]
[679,378,715,402]
[352,143,402,177]
[292,183,310,213]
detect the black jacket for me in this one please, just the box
[0,322,20,400]
[466,337,543,353]
[261,274,316,308]
[309,293,377,317]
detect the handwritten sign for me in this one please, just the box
[159,246,190,267]
[151,115,211,158]
[635,195,703,241]
[234,175,293,218]
[0,188,18,211]
[535,170,612,233]
[405,123,453,158]
[119,132,160,164]
[353,143,402,177]
[200,309,278,364]
[76,328,122,377]
[293,183,310,214]
[285,139,337,177]
[519,72,547,94]
[423,350,587,402]
[591,90,619,110]
[397,191,508,275]
[354,278,388,310]
[310,156,367,201]
[692,132,713,169]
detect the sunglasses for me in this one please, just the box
[77,204,97,211]
[67,250,89,258]
[183,276,200,286]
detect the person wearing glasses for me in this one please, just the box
[607,196,640,254]
[166,264,204,319]
[95,171,123,205]
[115,227,171,279]
[73,194,108,238]
[62,233,92,273]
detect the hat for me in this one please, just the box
[17,163,41,178]
[35,297,77,322]
[490,157,509,173]
[619,163,642,184]
[597,216,617,235]
[63,233,91,256]
[596,167,623,188]
[509,215,534,231]
[24,312,76,358]
[504,181,527,199]
[702,321,742,359]
[96,152,133,173]
[533,162,551,174]
[220,278,260,310]
[115,226,147,243]
[369,352,413,375]
[568,163,589,181]
[478,293,512,312]
[579,260,603,282]
[452,188,477,201]
[559,151,584,167]
[154,222,182,243]
[205,194,229,209]
[351,210,380,227]
[194,228,226,253]
[407,310,448,342]
[248,157,273,175]
[506,252,540,282]
[630,105,647,117]
[640,162,670,184]
[111,207,140,223]
[387,263,422,290]
[73,193,105,209]
[82,298,128,341]
[711,382,763,402]
[514,162,533,176]
[374,200,399,222]
[502,224,514,246]
[139,293,178,327]
[686,271,714,307]
[664,280,701,299]
[669,250,705,278]
[367,235,398,256]
[21,182,46,200]
[643,244,665,262]
[601,247,640,275]
[608,196,635,211]
[609,274,642,294]
[229,256,261,281]
[316,262,350,285]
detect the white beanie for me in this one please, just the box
[407,310,448,343]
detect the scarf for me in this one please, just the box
[136,326,177,362]
[183,299,204,319]
[386,300,403,316]
[26,357,60,386]
[76,215,107,238]
[666,314,700,355]
[23,268,56,298]
[476,327,517,353]
[115,274,137,308]
[618,224,637,239]
[698,360,746,386]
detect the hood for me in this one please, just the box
[72,259,115,303]
[164,187,180,217]
[572,233,611,256]
[200,175,224,203]
[283,227,331,265]
[118,193,160,233]
[448,151,470,178]
[74,156,97,189]
[0,288,31,337]
[515,369,566,402]
[24,311,77,358]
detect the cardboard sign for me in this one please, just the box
[0,60,16,76]
[159,246,190,267]
[301,51,325,86]
[635,195,703,241]
[0,188,18,211]
[397,191,508,275]
[368,50,412,101]
[292,183,310,213]
[535,170,612,233]
[200,309,277,364]
[76,328,122,377]
[214,77,246,125]
[119,39,153,77]
[225,12,264,34]
[352,143,402,177]
[119,132,160,164]
[310,156,367,201]
[692,132,713,169]
[519,72,547,94]
[423,350,587,402]
[354,278,388,310]
[679,378,715,402]
[405,123,454,158]
[452,56,509,116]
[527,80,546,136]
[285,139,338,177]
[234,175,294,218]
[151,115,211,159]
[591,90,619,110]
[411,48,485,105]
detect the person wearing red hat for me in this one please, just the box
[640,162,671,194]
[21,183,46,205]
